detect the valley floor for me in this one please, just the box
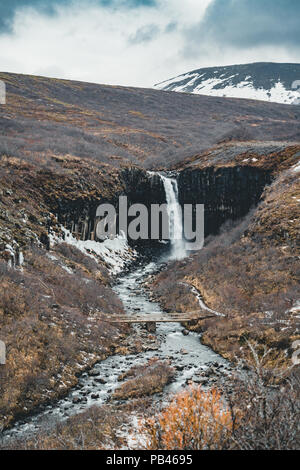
[0,135,299,450]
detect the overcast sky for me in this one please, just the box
[0,0,299,87]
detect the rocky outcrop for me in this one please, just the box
[1,158,274,262]
[53,167,166,244]
[178,166,273,236]
[61,165,273,250]
[122,168,166,207]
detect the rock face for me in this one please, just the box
[123,168,166,208]
[118,168,168,252]
[48,164,272,252]
[177,166,272,236]
[50,167,167,252]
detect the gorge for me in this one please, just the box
[0,164,278,443]
[53,164,273,256]
[0,72,299,449]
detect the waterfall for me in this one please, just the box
[158,174,186,260]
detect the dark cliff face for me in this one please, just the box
[122,168,166,207]
[177,166,273,237]
[121,168,167,252]
[52,165,272,252]
[121,166,273,248]
[53,167,167,251]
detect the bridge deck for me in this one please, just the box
[103,310,217,324]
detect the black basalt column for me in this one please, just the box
[121,168,167,250]
[177,166,272,237]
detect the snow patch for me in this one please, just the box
[155,75,300,105]
[292,161,300,173]
[19,252,24,266]
[181,282,226,318]
[289,300,300,315]
[51,227,137,274]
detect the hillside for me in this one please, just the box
[0,72,299,446]
[154,62,300,105]
[148,141,300,366]
[1,71,300,171]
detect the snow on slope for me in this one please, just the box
[50,227,137,275]
[154,63,300,105]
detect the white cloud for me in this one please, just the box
[0,0,214,86]
[0,0,298,88]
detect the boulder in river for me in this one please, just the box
[95,378,107,384]
[88,370,99,377]
[72,396,82,404]
[199,379,208,386]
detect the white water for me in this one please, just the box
[159,174,186,260]
[1,173,228,445]
[1,262,229,444]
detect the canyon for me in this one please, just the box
[0,73,299,449]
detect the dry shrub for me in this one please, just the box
[0,247,124,430]
[113,359,175,400]
[150,212,299,365]
[0,281,30,319]
[152,211,299,317]
[55,242,107,278]
[0,262,37,321]
[2,405,127,450]
[224,344,300,450]
[26,247,122,315]
[141,386,233,450]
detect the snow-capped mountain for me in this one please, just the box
[154,63,300,105]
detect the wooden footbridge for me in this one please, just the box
[103,309,220,332]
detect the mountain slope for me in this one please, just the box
[154,63,300,105]
[1,71,300,171]
[0,71,299,436]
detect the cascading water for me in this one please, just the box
[158,174,186,260]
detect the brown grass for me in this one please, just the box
[113,359,175,400]
[141,347,300,450]
[149,207,299,366]
[0,246,128,430]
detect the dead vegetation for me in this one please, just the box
[248,165,300,247]
[113,359,175,400]
[149,206,299,366]
[0,245,128,430]
[223,345,300,450]
[1,72,300,170]
[0,71,299,449]
[141,387,233,450]
[1,405,129,450]
[141,347,300,450]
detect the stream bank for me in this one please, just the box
[1,258,232,445]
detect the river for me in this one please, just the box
[1,258,231,444]
[1,173,231,444]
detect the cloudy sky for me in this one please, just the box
[0,0,299,87]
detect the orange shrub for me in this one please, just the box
[141,386,233,450]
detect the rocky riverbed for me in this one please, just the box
[1,259,233,445]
